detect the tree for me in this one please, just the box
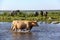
[45,11,48,17]
[10,10,20,16]
[11,11,16,16]
[40,11,43,16]
[34,11,39,16]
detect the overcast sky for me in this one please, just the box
[0,0,60,10]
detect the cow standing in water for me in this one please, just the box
[44,11,48,18]
[40,11,48,17]
[11,20,38,32]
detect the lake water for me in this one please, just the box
[0,22,60,40]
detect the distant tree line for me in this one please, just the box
[0,10,48,17]
[10,10,39,17]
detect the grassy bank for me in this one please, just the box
[0,10,60,22]
[0,15,60,22]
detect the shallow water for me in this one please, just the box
[0,22,60,40]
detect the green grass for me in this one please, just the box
[0,15,60,22]
[0,11,60,22]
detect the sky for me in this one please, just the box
[0,0,60,10]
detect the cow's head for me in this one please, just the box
[31,21,38,27]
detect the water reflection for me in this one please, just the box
[11,32,38,40]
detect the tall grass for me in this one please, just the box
[0,10,60,22]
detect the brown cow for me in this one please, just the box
[11,20,38,32]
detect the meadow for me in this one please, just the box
[0,10,60,22]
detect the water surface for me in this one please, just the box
[0,22,60,40]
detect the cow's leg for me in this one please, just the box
[11,23,16,31]
[11,23,14,30]
[12,25,17,32]
[26,27,31,32]
[15,26,17,32]
[12,26,15,31]
[29,27,32,30]
[26,26,32,30]
[17,29,22,32]
[26,26,33,32]
[26,23,30,30]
